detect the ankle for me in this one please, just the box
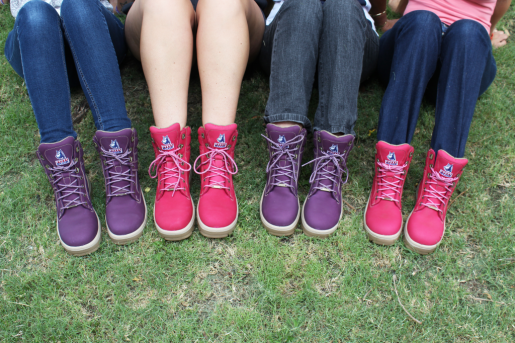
[272,121,303,129]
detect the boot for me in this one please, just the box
[194,123,239,238]
[260,124,306,236]
[301,131,354,238]
[149,124,194,240]
[93,128,147,244]
[404,149,468,254]
[37,137,100,256]
[363,141,414,245]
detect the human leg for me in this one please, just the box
[124,0,195,129]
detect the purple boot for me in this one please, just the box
[301,131,354,238]
[260,124,306,236]
[37,137,101,256]
[93,128,147,244]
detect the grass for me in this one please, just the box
[1,5,515,342]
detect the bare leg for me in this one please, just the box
[196,0,264,126]
[124,0,196,129]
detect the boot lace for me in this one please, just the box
[193,147,238,190]
[420,168,458,212]
[376,162,408,202]
[99,148,136,197]
[48,159,87,210]
[303,151,349,198]
[261,134,304,192]
[148,147,191,196]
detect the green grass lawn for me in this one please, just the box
[1,5,515,342]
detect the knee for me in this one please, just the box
[280,0,322,28]
[402,10,442,36]
[197,0,249,18]
[138,0,194,19]
[447,19,490,47]
[60,0,97,24]
[17,0,58,29]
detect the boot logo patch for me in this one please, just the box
[55,149,70,166]
[440,163,454,177]
[161,136,174,151]
[109,140,123,154]
[385,152,398,165]
[328,144,338,155]
[277,135,289,148]
[214,134,227,148]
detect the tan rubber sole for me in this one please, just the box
[58,214,101,256]
[196,198,238,238]
[260,189,299,236]
[300,199,341,238]
[403,212,441,255]
[107,193,148,245]
[154,198,195,241]
[362,196,402,245]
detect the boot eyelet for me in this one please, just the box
[232,136,236,141]
[178,153,183,158]
[130,157,133,162]
[181,162,184,166]
[205,143,209,148]
[131,136,134,142]
[181,171,184,175]
[410,152,413,157]
[429,154,433,159]
[201,133,205,139]
[295,154,298,158]
[179,144,183,148]
[377,159,380,163]
[427,173,430,177]
[76,168,79,173]
[317,136,321,142]
[457,174,461,178]
[76,146,79,153]
[429,164,433,168]
[182,134,186,139]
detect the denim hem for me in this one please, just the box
[313,125,355,136]
[264,113,312,132]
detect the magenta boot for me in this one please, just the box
[93,128,147,244]
[37,137,101,256]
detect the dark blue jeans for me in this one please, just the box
[4,0,131,144]
[376,10,496,158]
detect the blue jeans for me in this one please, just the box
[4,0,131,144]
[376,10,497,158]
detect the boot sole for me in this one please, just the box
[403,211,441,255]
[58,213,101,256]
[300,198,341,238]
[362,196,402,245]
[107,192,148,245]
[196,199,238,239]
[259,189,300,236]
[154,198,195,241]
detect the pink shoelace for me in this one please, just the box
[303,151,349,197]
[261,134,304,191]
[376,161,409,202]
[100,148,136,197]
[148,147,191,196]
[193,146,238,191]
[420,168,458,212]
[48,159,87,211]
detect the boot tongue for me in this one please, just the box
[316,131,354,190]
[266,124,302,185]
[431,150,468,193]
[150,124,182,190]
[376,141,411,167]
[204,123,238,188]
[96,129,133,196]
[39,137,76,169]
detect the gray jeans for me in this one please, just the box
[260,0,379,134]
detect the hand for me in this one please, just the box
[491,28,510,48]
[381,19,399,32]
[0,0,10,5]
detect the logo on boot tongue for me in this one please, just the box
[277,135,290,148]
[161,135,174,151]
[328,144,339,155]
[385,152,398,166]
[55,149,70,166]
[439,163,454,177]
[109,140,123,154]
[214,134,227,148]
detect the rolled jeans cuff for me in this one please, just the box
[313,124,356,136]
[264,113,313,132]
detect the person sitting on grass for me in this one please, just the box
[124,0,267,240]
[363,0,511,254]
[4,0,148,256]
[258,0,384,238]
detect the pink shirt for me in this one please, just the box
[405,0,497,33]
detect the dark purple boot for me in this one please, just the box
[260,124,306,236]
[37,137,101,256]
[93,128,147,244]
[301,131,354,238]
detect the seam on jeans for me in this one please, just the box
[6,30,16,62]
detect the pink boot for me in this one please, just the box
[363,141,414,245]
[404,149,468,254]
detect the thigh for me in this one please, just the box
[247,0,265,62]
